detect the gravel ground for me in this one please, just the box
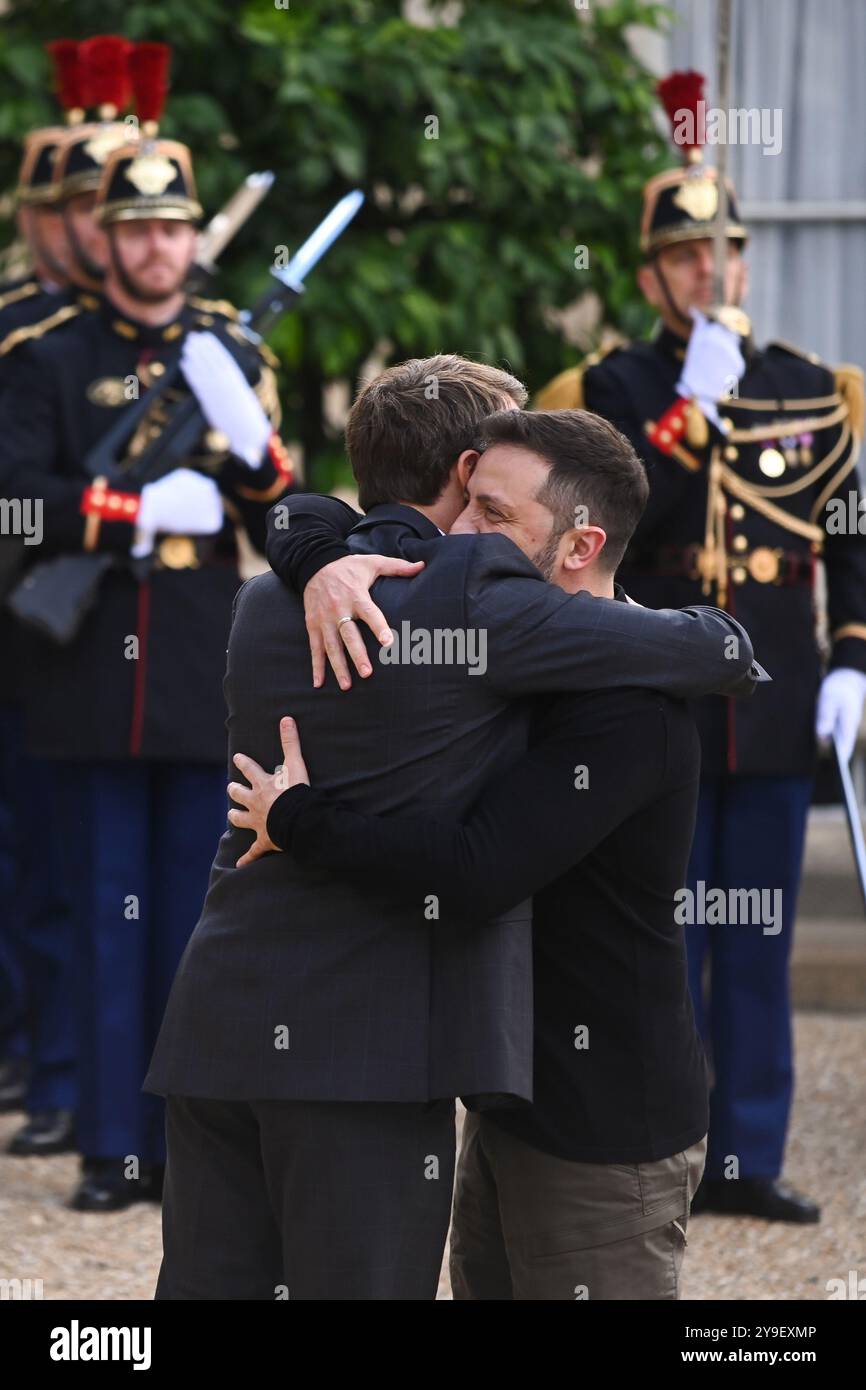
[2,1010,864,1301]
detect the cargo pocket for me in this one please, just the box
[523,1149,692,1260]
[526,1195,689,1258]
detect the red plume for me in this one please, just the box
[657,69,706,156]
[130,43,171,126]
[46,39,86,113]
[80,34,133,113]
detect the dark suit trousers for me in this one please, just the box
[155,1095,456,1300]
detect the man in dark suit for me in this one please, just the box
[145,356,760,1300]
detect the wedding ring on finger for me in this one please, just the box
[337,615,355,630]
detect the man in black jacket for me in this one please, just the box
[146,360,762,1300]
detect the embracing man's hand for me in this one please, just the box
[304,553,425,690]
[229,716,311,868]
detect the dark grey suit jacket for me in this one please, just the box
[145,503,760,1106]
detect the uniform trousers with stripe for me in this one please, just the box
[53,760,226,1164]
[0,702,77,1112]
[685,773,813,1182]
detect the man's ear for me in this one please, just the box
[637,262,661,310]
[456,449,480,488]
[561,526,608,572]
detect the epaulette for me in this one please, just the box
[0,281,40,312]
[224,318,281,371]
[764,343,863,439]
[535,366,585,410]
[835,363,865,440]
[0,302,82,359]
[188,295,240,321]
[534,342,625,411]
[766,339,826,368]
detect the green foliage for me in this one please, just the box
[0,0,671,487]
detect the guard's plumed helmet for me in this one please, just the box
[640,69,747,256]
[16,39,89,207]
[95,43,202,225]
[50,35,133,203]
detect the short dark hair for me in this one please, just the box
[473,408,649,572]
[347,354,527,511]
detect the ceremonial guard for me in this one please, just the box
[0,41,80,336]
[0,38,99,1144]
[538,71,866,1222]
[0,35,136,355]
[0,41,294,1210]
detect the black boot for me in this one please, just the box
[69,1158,151,1213]
[700,1177,820,1224]
[7,1108,77,1156]
[0,1058,30,1112]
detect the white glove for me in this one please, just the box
[816,667,866,762]
[181,330,271,467]
[132,468,224,558]
[676,308,745,430]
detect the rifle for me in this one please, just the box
[85,188,364,490]
[833,730,866,918]
[1,169,275,622]
[708,0,752,346]
[6,190,365,644]
[190,171,275,288]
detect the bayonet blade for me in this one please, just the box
[270,188,365,293]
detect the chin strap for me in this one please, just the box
[106,233,174,306]
[31,226,68,286]
[649,253,693,335]
[62,205,105,284]
[650,249,755,361]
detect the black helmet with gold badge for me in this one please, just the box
[641,70,747,256]
[95,43,202,225]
